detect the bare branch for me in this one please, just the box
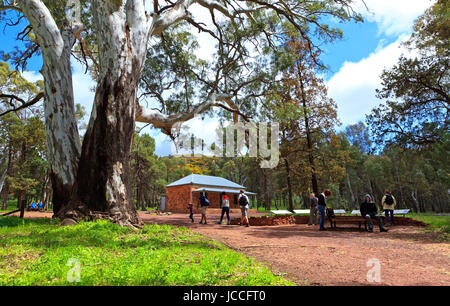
[0,91,44,117]
[136,92,249,132]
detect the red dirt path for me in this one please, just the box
[8,210,450,286]
[139,211,450,286]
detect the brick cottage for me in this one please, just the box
[164,174,256,213]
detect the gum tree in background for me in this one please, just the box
[368,0,449,148]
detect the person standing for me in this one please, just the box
[238,190,250,227]
[360,194,388,233]
[218,192,231,225]
[381,190,396,226]
[308,193,319,226]
[187,202,194,223]
[318,189,332,231]
[197,192,209,224]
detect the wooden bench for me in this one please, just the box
[330,216,368,230]
[351,209,411,224]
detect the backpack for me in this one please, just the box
[385,194,394,205]
[326,208,335,220]
[239,195,248,206]
[200,196,209,207]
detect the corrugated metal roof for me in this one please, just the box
[193,187,256,195]
[166,174,245,189]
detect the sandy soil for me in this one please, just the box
[140,211,450,286]
[7,210,449,286]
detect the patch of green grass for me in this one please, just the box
[0,217,293,286]
[408,213,450,240]
[0,198,18,213]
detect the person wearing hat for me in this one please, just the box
[360,194,388,233]
[187,202,194,223]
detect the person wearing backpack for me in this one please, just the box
[381,190,397,226]
[238,190,250,227]
[217,192,231,225]
[197,192,210,224]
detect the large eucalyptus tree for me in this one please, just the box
[0,0,363,227]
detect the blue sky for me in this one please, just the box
[0,0,435,156]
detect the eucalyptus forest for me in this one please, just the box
[0,0,448,224]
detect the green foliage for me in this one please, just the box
[0,62,42,108]
[0,112,47,203]
[368,0,449,148]
[0,218,293,286]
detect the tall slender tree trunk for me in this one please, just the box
[411,189,420,212]
[298,71,319,195]
[1,183,8,210]
[44,188,51,211]
[284,157,294,211]
[346,170,356,208]
[263,169,270,210]
[1,148,12,210]
[0,152,8,195]
[18,190,25,218]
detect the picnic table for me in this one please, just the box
[333,209,346,215]
[350,209,410,216]
[271,210,293,215]
[332,209,411,229]
[293,209,310,214]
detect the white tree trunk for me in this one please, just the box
[0,154,7,194]
[18,0,81,213]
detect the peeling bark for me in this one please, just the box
[19,0,81,215]
[56,0,148,227]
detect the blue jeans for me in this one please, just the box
[220,207,230,223]
[384,209,394,224]
[364,214,385,231]
[318,205,326,229]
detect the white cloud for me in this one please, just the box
[325,0,435,127]
[189,3,219,62]
[71,61,96,123]
[21,60,96,131]
[355,0,435,36]
[327,36,410,126]
[21,70,43,83]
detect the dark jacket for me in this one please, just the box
[310,196,318,208]
[360,201,378,217]
[318,193,326,206]
[199,195,209,207]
